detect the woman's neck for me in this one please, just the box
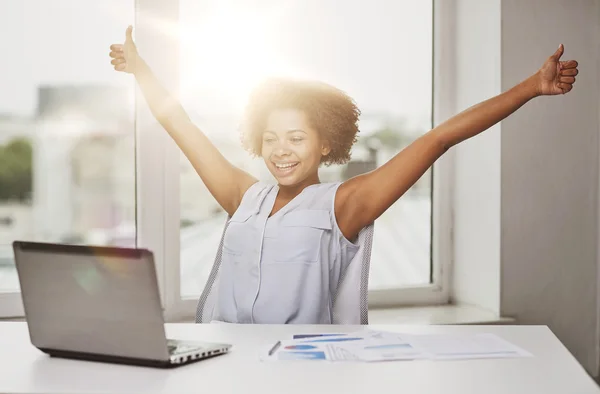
[277,175,320,200]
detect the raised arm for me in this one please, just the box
[109,26,257,216]
[336,44,579,240]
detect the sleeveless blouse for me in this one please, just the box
[213,181,360,324]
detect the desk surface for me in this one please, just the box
[0,322,598,394]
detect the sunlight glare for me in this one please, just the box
[180,4,288,110]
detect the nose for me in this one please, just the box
[272,141,291,158]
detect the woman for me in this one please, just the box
[109,26,578,324]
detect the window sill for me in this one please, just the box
[168,304,514,324]
[368,304,514,325]
[2,305,513,325]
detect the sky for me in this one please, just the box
[0,0,432,128]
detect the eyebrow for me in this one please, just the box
[263,129,307,135]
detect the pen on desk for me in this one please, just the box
[268,341,281,356]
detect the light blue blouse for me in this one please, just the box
[214,181,360,324]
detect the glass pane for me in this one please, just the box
[0,0,136,294]
[179,0,433,297]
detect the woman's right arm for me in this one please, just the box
[109,26,257,216]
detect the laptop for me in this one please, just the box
[12,241,231,368]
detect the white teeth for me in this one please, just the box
[275,163,298,169]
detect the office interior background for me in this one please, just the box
[0,0,599,382]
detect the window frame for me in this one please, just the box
[0,0,455,320]
[367,0,456,308]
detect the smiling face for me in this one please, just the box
[261,108,330,187]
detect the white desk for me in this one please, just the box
[0,322,598,394]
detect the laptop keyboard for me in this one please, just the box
[167,340,200,355]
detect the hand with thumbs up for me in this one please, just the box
[534,44,579,95]
[109,26,139,74]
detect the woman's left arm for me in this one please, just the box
[336,44,579,240]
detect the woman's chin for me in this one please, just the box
[269,165,301,185]
[274,176,298,186]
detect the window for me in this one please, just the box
[0,0,451,319]
[175,0,441,312]
[0,0,135,316]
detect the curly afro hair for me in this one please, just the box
[240,77,361,166]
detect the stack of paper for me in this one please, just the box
[261,330,532,362]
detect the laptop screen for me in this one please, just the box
[13,242,169,360]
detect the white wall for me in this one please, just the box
[451,0,600,377]
[499,0,600,377]
[451,0,502,315]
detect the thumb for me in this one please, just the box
[125,25,133,42]
[550,44,564,61]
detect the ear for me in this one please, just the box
[321,140,331,157]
